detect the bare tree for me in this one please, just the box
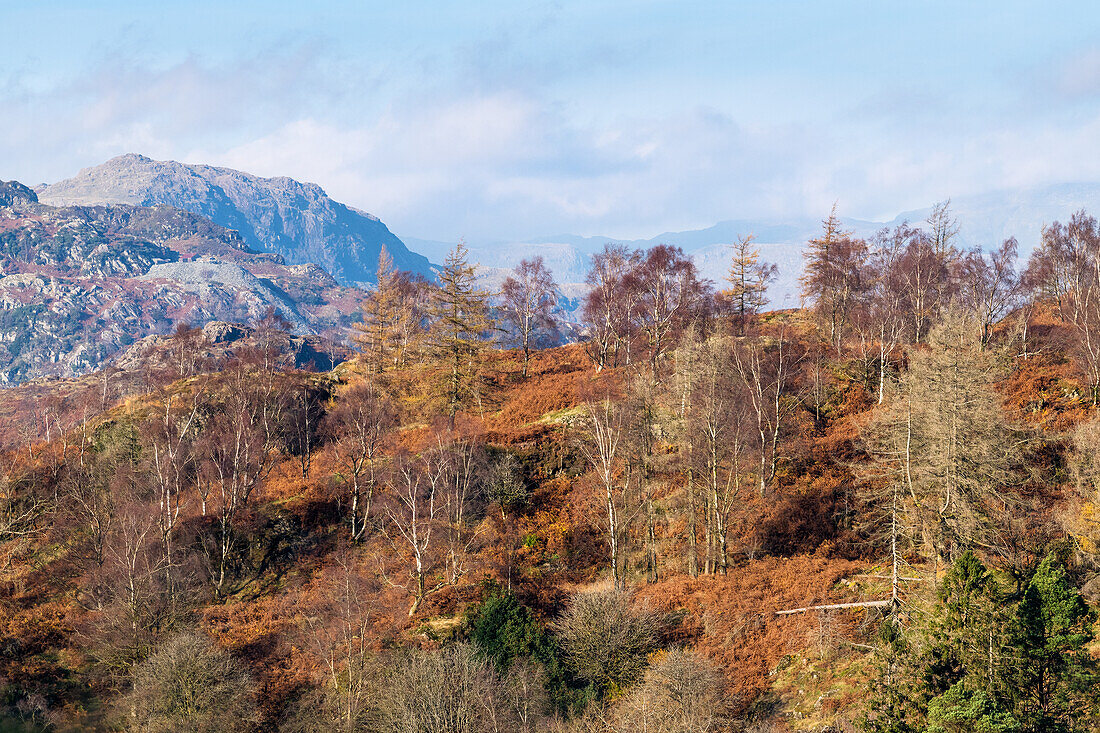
[573,387,636,590]
[628,244,712,380]
[128,630,255,732]
[196,367,285,598]
[682,334,751,574]
[733,324,798,498]
[856,225,908,403]
[583,243,640,371]
[324,378,395,541]
[300,555,380,732]
[616,649,729,733]
[895,222,955,344]
[382,448,454,616]
[1027,211,1100,402]
[552,588,662,692]
[958,238,1020,348]
[485,452,527,522]
[500,256,559,378]
[926,198,961,257]
[376,644,525,733]
[147,394,198,596]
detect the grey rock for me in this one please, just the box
[0,180,38,208]
[41,153,432,284]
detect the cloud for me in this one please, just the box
[7,34,1100,245]
[1047,47,1100,100]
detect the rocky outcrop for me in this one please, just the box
[41,154,433,284]
[0,181,38,208]
[0,184,366,383]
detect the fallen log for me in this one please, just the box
[775,599,892,616]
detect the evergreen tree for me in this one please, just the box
[862,618,919,733]
[930,551,1005,695]
[426,241,495,419]
[925,682,1020,733]
[1008,555,1097,732]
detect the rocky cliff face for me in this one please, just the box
[0,182,365,383]
[40,154,433,284]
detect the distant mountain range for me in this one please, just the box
[409,182,1100,309]
[6,149,1100,383]
[40,153,432,285]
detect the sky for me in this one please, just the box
[4,1,1100,241]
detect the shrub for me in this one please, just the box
[128,630,255,733]
[616,649,729,732]
[553,588,662,694]
[376,643,528,733]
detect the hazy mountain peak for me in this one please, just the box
[41,154,432,284]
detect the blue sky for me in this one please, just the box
[4,1,1100,240]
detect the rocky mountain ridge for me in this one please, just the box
[41,153,433,284]
[0,181,364,383]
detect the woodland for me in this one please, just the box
[4,202,1100,732]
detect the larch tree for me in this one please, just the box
[354,247,403,372]
[800,206,869,355]
[426,241,495,421]
[901,308,1017,567]
[724,233,777,335]
[500,256,559,378]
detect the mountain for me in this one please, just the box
[411,182,1100,311]
[40,153,432,285]
[0,180,365,383]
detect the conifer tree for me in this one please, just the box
[1008,555,1098,730]
[905,309,1015,565]
[724,234,776,334]
[800,205,869,354]
[427,241,495,420]
[355,247,401,372]
[866,309,1016,568]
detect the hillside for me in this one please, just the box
[40,154,433,285]
[6,218,1100,732]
